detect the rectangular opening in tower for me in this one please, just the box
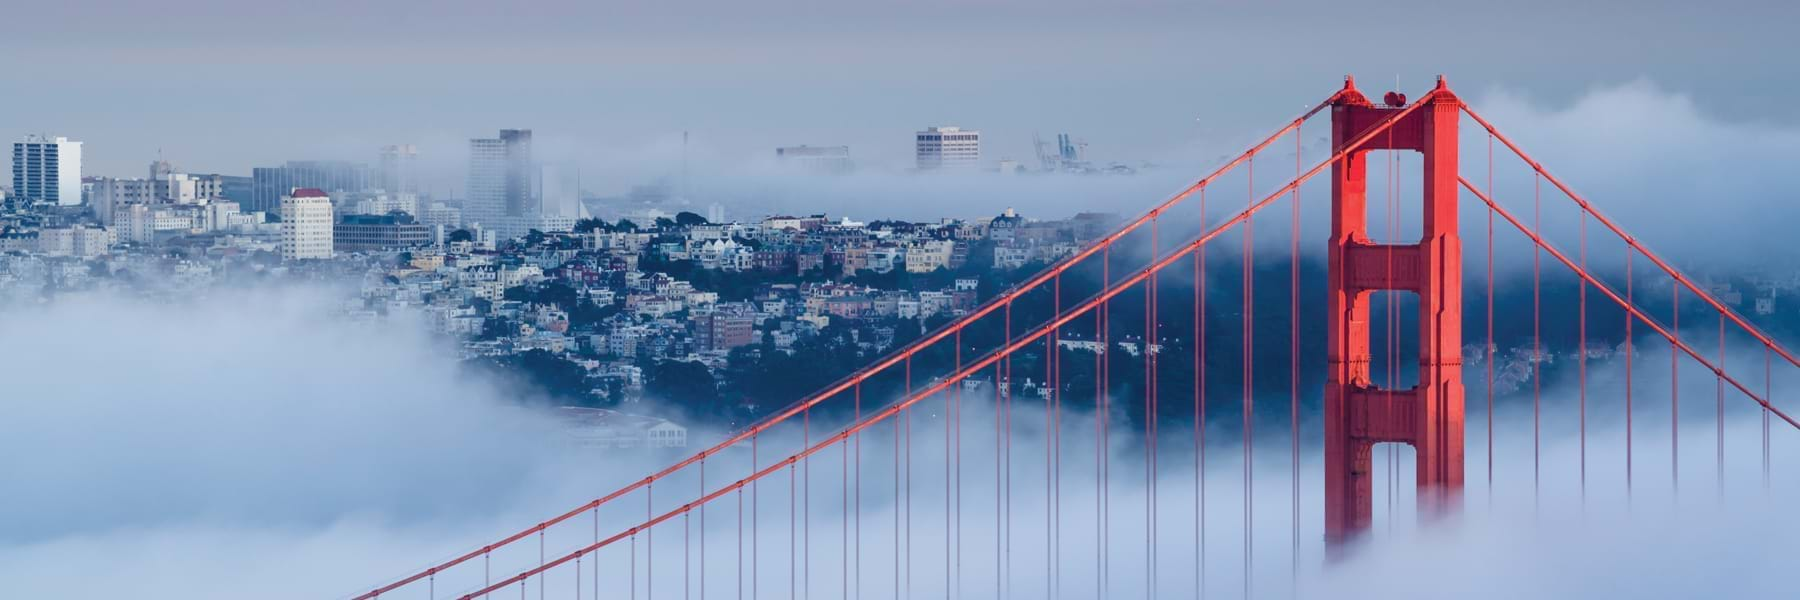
[1368,441,1418,536]
[1367,289,1420,390]
[1361,150,1424,244]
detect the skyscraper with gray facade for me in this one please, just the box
[249,160,370,214]
[466,129,534,233]
[379,144,419,195]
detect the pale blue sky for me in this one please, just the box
[1,0,1794,195]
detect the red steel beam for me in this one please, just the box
[348,89,1354,600]
[1459,176,1800,431]
[453,96,1433,599]
[1460,105,1800,371]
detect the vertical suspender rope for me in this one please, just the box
[1486,134,1495,502]
[1533,172,1542,508]
[1196,185,1208,599]
[1242,156,1255,600]
[1289,119,1302,588]
[1673,282,1681,496]
[1627,249,1635,502]
[1580,209,1588,506]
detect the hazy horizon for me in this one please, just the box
[5,0,1798,195]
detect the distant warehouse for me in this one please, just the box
[335,212,430,252]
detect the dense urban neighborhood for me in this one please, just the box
[1,155,1139,443]
[9,134,1800,451]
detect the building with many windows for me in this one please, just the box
[37,225,111,257]
[914,126,979,171]
[11,135,82,207]
[251,160,370,214]
[775,145,853,174]
[467,129,534,236]
[280,188,334,260]
[334,212,430,252]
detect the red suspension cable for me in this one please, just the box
[453,97,1435,600]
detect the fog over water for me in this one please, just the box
[3,82,1799,598]
[1,282,1795,599]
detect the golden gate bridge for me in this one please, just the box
[347,76,1799,599]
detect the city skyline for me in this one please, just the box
[6,1,1797,184]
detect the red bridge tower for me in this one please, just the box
[1323,76,1466,546]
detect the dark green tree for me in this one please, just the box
[645,360,721,412]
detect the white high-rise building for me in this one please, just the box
[915,127,979,171]
[12,135,83,207]
[280,188,335,260]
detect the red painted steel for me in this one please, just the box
[448,94,1417,599]
[1459,178,1800,429]
[1460,106,1800,371]
[1323,76,1465,547]
[352,78,1800,600]
[351,89,1348,600]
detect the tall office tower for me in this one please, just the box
[11,135,83,207]
[775,145,854,174]
[249,161,371,214]
[466,129,533,231]
[914,126,980,171]
[280,188,334,260]
[535,163,582,219]
[379,144,419,195]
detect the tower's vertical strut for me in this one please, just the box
[1324,76,1465,548]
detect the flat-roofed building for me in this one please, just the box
[335,212,431,252]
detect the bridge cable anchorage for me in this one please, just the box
[423,87,1451,600]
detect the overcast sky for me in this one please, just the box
[2,0,1796,194]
